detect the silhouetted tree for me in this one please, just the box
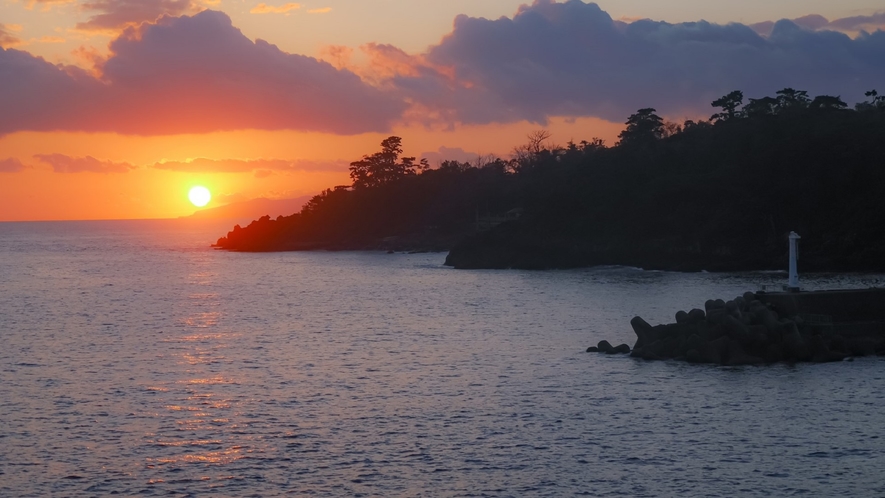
[349,136,428,189]
[618,108,664,147]
[216,87,885,274]
[810,95,848,110]
[511,130,560,172]
[744,96,779,117]
[661,121,682,138]
[711,90,744,122]
[856,90,885,111]
[775,88,811,110]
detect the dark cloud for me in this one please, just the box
[387,0,885,124]
[76,0,198,32]
[750,13,885,37]
[34,153,134,173]
[749,15,829,37]
[152,157,348,173]
[0,10,406,136]
[0,157,26,173]
[3,3,883,135]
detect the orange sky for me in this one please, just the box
[1,0,883,221]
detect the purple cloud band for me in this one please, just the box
[390,0,885,124]
[1,2,883,138]
[0,10,405,136]
[153,158,348,173]
[34,153,134,173]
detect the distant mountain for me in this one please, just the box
[183,196,313,222]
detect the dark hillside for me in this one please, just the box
[216,89,885,272]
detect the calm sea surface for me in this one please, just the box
[1,219,884,497]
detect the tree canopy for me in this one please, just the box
[348,136,429,189]
[216,87,885,272]
[617,108,664,147]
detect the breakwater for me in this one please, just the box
[591,289,885,365]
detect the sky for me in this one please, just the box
[1,0,884,221]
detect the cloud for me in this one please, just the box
[0,10,406,136]
[750,13,885,37]
[0,157,26,173]
[25,0,75,11]
[250,3,300,14]
[5,2,883,136]
[827,12,885,33]
[420,146,481,166]
[0,24,23,49]
[75,0,203,32]
[381,0,885,124]
[307,7,331,14]
[152,157,348,173]
[1,24,65,48]
[34,154,134,173]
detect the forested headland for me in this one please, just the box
[214,89,885,272]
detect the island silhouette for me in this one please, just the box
[214,88,885,272]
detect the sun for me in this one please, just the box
[188,186,212,207]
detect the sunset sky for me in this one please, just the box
[2,0,884,221]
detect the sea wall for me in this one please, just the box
[590,290,885,365]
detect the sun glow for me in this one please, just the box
[188,186,212,207]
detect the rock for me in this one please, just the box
[706,309,726,325]
[707,323,726,341]
[676,310,689,323]
[756,308,781,333]
[704,299,716,312]
[684,333,705,353]
[846,337,878,357]
[724,315,752,345]
[725,300,742,319]
[661,336,681,358]
[700,336,730,364]
[630,316,656,349]
[828,350,848,362]
[782,322,811,362]
[743,291,757,305]
[748,325,770,347]
[763,344,784,363]
[685,349,703,363]
[726,340,764,366]
[597,340,614,353]
[829,335,848,353]
[809,335,835,363]
[688,309,706,322]
[641,340,665,360]
[586,346,599,352]
[613,343,631,354]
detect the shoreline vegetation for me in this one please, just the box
[214,89,885,272]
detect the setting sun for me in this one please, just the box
[188,186,211,207]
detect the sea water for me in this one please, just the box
[1,220,884,497]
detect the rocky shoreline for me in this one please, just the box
[590,291,885,365]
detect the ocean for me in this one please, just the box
[1,219,884,497]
